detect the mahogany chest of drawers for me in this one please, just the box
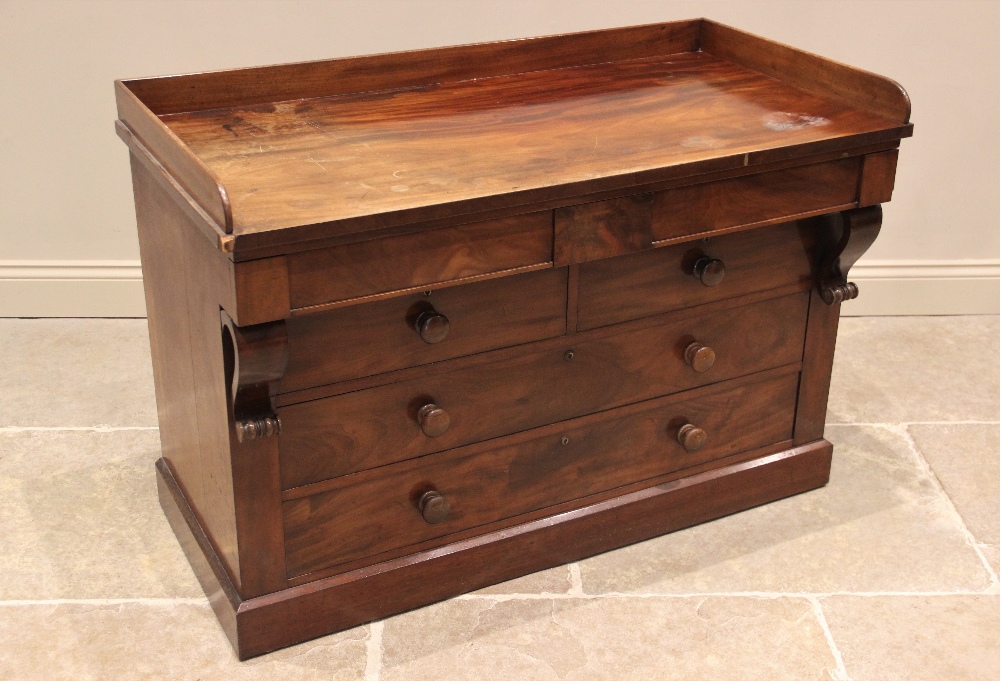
[115,20,912,658]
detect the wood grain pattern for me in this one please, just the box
[115,120,231,252]
[554,193,653,265]
[120,20,911,659]
[701,20,911,123]
[233,256,290,325]
[650,158,861,242]
[859,150,900,207]
[281,267,567,392]
[286,211,553,310]
[124,20,702,115]
[133,155,291,598]
[578,221,817,331]
[155,51,907,239]
[115,89,231,232]
[283,369,799,576]
[247,441,830,658]
[225,141,901,261]
[131,156,243,586]
[793,290,841,444]
[278,292,809,489]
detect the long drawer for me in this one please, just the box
[577,220,817,330]
[282,369,800,578]
[281,267,567,392]
[278,291,809,489]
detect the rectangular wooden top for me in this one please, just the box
[116,19,911,254]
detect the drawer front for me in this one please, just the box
[577,221,816,330]
[278,292,808,489]
[281,267,568,392]
[283,369,800,577]
[650,157,860,242]
[287,211,553,309]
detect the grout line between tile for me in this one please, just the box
[0,597,207,606]
[1,422,996,434]
[455,590,999,601]
[892,424,1000,593]
[567,563,584,596]
[364,620,384,681]
[807,596,852,681]
[0,426,158,432]
[7,590,997,608]
[826,421,1000,427]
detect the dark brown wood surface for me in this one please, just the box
[286,211,553,310]
[554,193,654,265]
[131,157,243,585]
[125,21,702,115]
[233,256,290,325]
[132,157,290,597]
[650,158,860,242]
[168,441,831,659]
[577,220,817,331]
[278,292,808,489]
[283,369,799,576]
[859,150,900,207]
[701,20,910,124]
[794,290,841,444]
[120,19,912,660]
[115,92,232,233]
[156,50,905,238]
[281,267,567,392]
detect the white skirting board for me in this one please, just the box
[1,259,999,318]
[0,261,146,318]
[841,260,1000,316]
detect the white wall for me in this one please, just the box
[1,0,997,316]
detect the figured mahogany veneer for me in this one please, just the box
[577,219,818,330]
[278,292,808,488]
[283,369,800,577]
[118,19,911,659]
[281,267,568,391]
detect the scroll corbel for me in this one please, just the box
[221,310,288,442]
[816,205,883,305]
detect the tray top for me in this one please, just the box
[116,20,911,250]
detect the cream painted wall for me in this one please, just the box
[1,0,998,315]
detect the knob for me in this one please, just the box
[677,423,707,452]
[418,490,451,524]
[693,257,726,287]
[414,309,450,344]
[417,403,450,437]
[684,342,716,373]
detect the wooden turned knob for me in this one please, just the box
[418,490,450,524]
[684,342,716,373]
[417,403,450,437]
[677,423,707,452]
[414,310,450,344]
[693,257,726,287]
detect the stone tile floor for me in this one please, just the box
[0,316,997,680]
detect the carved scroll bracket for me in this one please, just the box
[221,310,288,442]
[816,205,883,305]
